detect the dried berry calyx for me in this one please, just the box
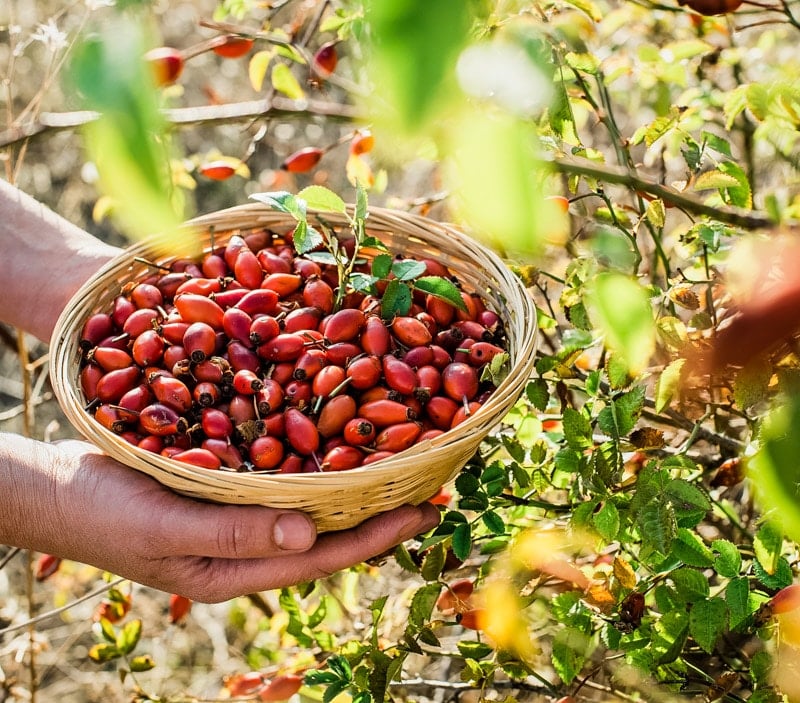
[78,186,511,473]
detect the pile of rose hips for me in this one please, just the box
[78,227,508,473]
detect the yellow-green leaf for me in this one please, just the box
[693,170,741,192]
[271,63,305,100]
[249,49,274,92]
[655,358,685,414]
[589,273,656,376]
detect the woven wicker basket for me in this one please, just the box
[50,204,538,532]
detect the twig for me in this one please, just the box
[0,97,365,149]
[392,676,553,696]
[0,576,126,638]
[0,547,21,572]
[551,154,783,231]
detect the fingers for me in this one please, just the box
[153,500,318,560]
[186,502,441,601]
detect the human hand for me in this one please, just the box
[1,435,440,602]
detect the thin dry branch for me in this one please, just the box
[553,153,784,231]
[0,96,364,148]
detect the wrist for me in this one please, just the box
[0,433,64,552]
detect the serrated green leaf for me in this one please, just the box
[592,501,620,542]
[754,522,783,575]
[644,198,666,228]
[651,610,689,664]
[349,271,378,293]
[712,539,742,578]
[250,190,305,219]
[689,597,727,654]
[305,251,338,265]
[563,407,593,450]
[452,523,473,562]
[409,583,443,629]
[693,170,741,192]
[597,386,646,439]
[654,358,686,413]
[726,577,751,632]
[116,618,142,655]
[417,626,440,647]
[392,260,427,281]
[421,542,447,581]
[292,220,325,255]
[631,114,677,147]
[671,528,713,567]
[746,82,770,121]
[371,253,393,279]
[413,276,468,310]
[271,63,305,100]
[455,472,480,496]
[724,84,749,129]
[565,51,600,74]
[457,640,494,660]
[380,279,413,319]
[305,670,340,686]
[590,273,656,376]
[702,131,733,157]
[525,378,549,411]
[753,556,793,590]
[551,627,591,683]
[606,353,634,390]
[297,185,347,214]
[666,480,710,520]
[718,161,752,208]
[323,679,352,703]
[637,498,677,557]
[482,510,505,535]
[395,543,420,574]
[671,567,710,602]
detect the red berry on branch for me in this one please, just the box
[144,46,184,86]
[312,41,338,78]
[212,34,255,59]
[199,160,238,181]
[280,147,325,173]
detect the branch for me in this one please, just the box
[552,153,787,231]
[0,96,365,149]
[392,676,553,696]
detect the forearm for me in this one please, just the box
[0,179,120,342]
[0,433,66,554]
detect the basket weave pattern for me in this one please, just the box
[50,204,538,532]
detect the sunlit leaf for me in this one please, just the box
[754,522,783,576]
[445,112,547,255]
[590,273,656,376]
[69,20,185,246]
[365,0,471,133]
[271,63,305,100]
[248,49,274,91]
[551,627,591,683]
[297,185,347,214]
[413,276,467,310]
[712,540,742,579]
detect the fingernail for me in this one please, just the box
[274,513,316,551]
